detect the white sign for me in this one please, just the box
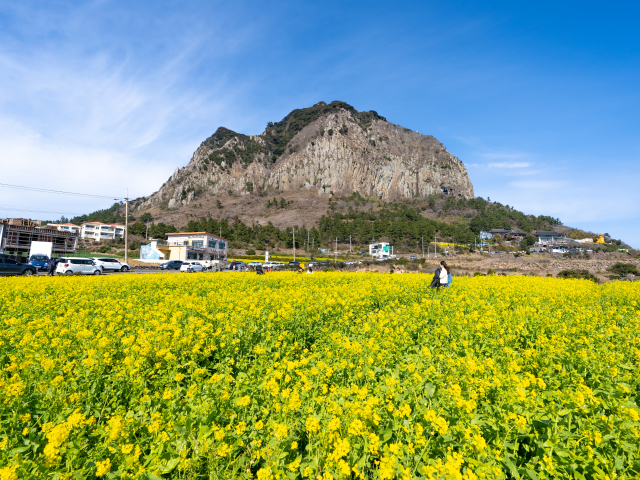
[29,241,53,258]
[265,251,269,262]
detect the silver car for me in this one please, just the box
[56,258,101,275]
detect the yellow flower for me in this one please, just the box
[121,444,134,454]
[305,416,320,434]
[95,458,111,477]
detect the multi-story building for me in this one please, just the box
[369,242,392,259]
[1,219,78,262]
[47,223,81,234]
[80,222,126,241]
[142,232,228,261]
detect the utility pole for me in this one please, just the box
[334,237,338,263]
[125,189,129,266]
[146,222,149,240]
[292,228,296,262]
[434,234,437,258]
[307,230,310,252]
[349,234,352,253]
[421,236,424,258]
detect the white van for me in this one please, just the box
[56,258,101,275]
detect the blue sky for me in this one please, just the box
[1,1,639,246]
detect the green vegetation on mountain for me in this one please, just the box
[70,203,125,225]
[199,101,389,167]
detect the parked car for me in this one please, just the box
[29,254,50,271]
[160,260,183,270]
[319,260,330,265]
[180,261,204,272]
[56,258,101,275]
[288,261,300,267]
[226,260,247,271]
[409,255,417,260]
[247,261,262,267]
[91,257,130,272]
[0,254,37,276]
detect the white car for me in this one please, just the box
[91,257,130,272]
[247,261,262,267]
[56,258,102,275]
[180,261,204,272]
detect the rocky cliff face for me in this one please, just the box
[137,101,474,212]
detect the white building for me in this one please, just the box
[369,242,392,259]
[47,223,81,234]
[160,232,228,261]
[80,222,126,241]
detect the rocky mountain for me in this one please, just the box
[136,101,474,215]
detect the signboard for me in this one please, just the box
[29,241,53,258]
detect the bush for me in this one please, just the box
[557,269,599,283]
[245,249,256,256]
[607,262,640,276]
[98,246,111,253]
[473,272,485,276]
[487,269,496,276]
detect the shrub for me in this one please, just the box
[557,269,599,283]
[487,269,496,276]
[98,245,111,253]
[607,262,640,276]
[245,249,256,256]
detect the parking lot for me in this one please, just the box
[31,268,182,276]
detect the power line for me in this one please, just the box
[1,167,146,197]
[0,183,123,200]
[0,205,84,216]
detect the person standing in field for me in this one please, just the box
[47,258,56,276]
[438,261,450,287]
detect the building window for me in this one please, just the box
[192,240,204,247]
[219,242,225,249]
[208,241,216,248]
[187,252,198,259]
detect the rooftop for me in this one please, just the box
[166,232,228,241]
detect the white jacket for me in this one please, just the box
[439,267,448,284]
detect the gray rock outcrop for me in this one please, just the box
[137,101,474,211]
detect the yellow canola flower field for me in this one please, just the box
[0,273,639,480]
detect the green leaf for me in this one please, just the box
[383,429,393,443]
[425,383,436,398]
[502,457,519,479]
[525,468,538,480]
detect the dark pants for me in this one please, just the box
[48,267,55,276]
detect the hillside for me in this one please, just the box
[67,101,577,251]
[135,100,474,216]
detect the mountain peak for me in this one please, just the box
[138,101,474,213]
